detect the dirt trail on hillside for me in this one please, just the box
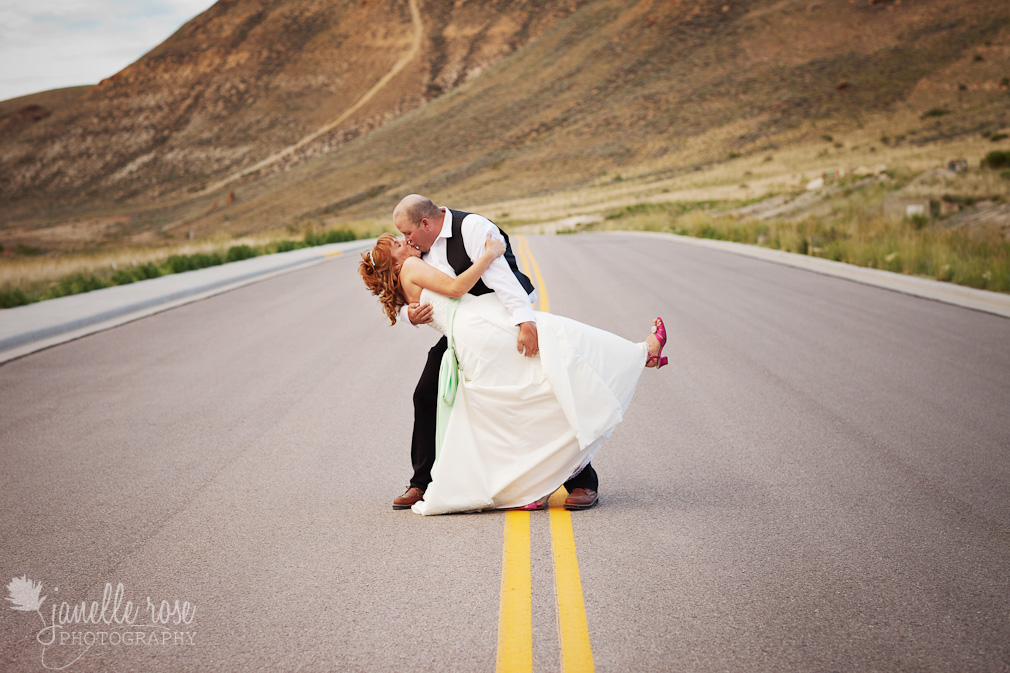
[200,0,423,196]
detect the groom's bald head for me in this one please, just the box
[394,194,439,227]
[394,194,443,252]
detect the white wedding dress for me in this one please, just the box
[411,289,649,515]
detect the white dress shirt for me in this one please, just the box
[400,208,536,326]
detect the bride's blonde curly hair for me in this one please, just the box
[359,233,406,325]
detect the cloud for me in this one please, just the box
[0,0,216,102]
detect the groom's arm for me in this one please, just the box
[460,214,535,326]
[462,214,539,357]
[398,302,433,326]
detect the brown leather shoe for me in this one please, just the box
[393,487,425,510]
[564,488,598,511]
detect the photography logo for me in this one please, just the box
[6,575,196,670]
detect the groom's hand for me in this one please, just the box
[517,321,539,357]
[408,302,433,325]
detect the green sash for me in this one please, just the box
[435,298,461,464]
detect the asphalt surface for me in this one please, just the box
[1,233,1008,672]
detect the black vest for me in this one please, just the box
[444,209,535,297]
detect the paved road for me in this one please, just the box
[1,233,1008,672]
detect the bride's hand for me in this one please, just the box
[483,233,506,259]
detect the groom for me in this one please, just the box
[391,194,600,511]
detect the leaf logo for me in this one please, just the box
[6,575,46,613]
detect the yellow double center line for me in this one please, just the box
[496,236,593,673]
[514,235,549,313]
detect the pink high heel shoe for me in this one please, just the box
[503,496,549,511]
[647,317,669,369]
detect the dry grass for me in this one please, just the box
[492,109,1010,227]
[490,119,1010,295]
[0,218,381,296]
[571,195,1010,294]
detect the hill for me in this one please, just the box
[1,0,1009,253]
[0,0,589,245]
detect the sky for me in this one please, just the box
[0,0,217,102]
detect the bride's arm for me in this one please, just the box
[402,234,505,298]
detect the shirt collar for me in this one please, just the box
[434,208,451,241]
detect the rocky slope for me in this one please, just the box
[0,0,587,210]
[1,0,1008,250]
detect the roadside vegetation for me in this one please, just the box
[0,225,363,309]
[4,129,1008,308]
[666,210,1009,293]
[555,154,1010,294]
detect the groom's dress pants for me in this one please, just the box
[410,336,599,494]
[410,337,447,490]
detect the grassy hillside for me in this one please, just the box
[160,0,1008,231]
[1,0,1008,296]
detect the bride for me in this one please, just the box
[359,232,668,515]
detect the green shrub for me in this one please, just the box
[981,150,1010,170]
[922,108,950,118]
[166,251,227,273]
[274,240,303,253]
[699,224,723,240]
[190,252,223,268]
[325,228,356,244]
[165,255,195,273]
[137,262,162,279]
[50,273,110,298]
[13,244,43,256]
[226,245,259,262]
[0,288,32,308]
[111,269,138,285]
[942,194,976,207]
[303,228,356,247]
